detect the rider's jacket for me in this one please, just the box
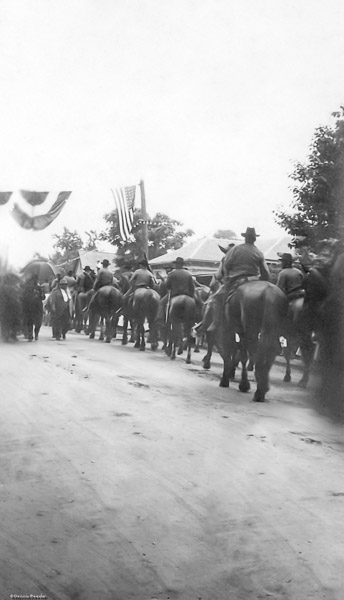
[166,268,195,298]
[93,267,113,291]
[277,267,304,299]
[129,268,155,290]
[222,243,270,283]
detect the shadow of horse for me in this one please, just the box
[130,287,160,351]
[88,286,123,343]
[220,280,288,402]
[166,295,197,363]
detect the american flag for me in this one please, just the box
[111,186,136,242]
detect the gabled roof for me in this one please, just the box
[257,236,294,261]
[149,237,240,266]
[77,249,117,271]
[149,235,294,266]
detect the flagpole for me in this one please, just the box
[139,179,149,258]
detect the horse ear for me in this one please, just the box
[218,245,227,254]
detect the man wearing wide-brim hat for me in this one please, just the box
[277,252,305,301]
[205,227,270,332]
[93,258,114,291]
[166,257,195,299]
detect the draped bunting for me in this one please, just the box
[0,192,13,205]
[11,191,71,230]
[20,190,49,206]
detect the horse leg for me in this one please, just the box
[238,345,250,392]
[88,313,96,339]
[129,320,135,342]
[140,324,146,351]
[134,321,141,348]
[254,334,279,402]
[298,331,314,388]
[99,318,105,341]
[283,343,292,382]
[27,321,34,341]
[122,316,128,345]
[149,322,158,351]
[220,332,236,387]
[105,316,112,343]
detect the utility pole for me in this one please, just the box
[140,180,149,257]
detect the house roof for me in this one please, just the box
[149,235,294,267]
[77,250,117,271]
[149,237,240,266]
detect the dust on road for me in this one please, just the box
[1,326,344,600]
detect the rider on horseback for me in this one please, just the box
[93,259,114,291]
[165,257,195,299]
[276,253,305,301]
[124,259,156,308]
[198,227,270,333]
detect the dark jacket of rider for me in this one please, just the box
[222,242,270,283]
[93,267,113,291]
[129,267,155,290]
[277,267,304,299]
[166,261,195,298]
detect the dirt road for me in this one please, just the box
[1,326,344,600]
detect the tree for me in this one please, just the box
[50,227,86,263]
[274,108,344,251]
[100,208,194,266]
[213,229,238,239]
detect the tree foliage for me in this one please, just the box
[274,108,344,251]
[213,229,238,239]
[100,208,194,266]
[51,227,100,263]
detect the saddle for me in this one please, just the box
[224,276,259,304]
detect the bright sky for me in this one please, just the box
[1,0,344,268]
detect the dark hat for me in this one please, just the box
[278,252,293,262]
[138,259,148,267]
[84,265,91,271]
[101,259,110,267]
[173,256,185,265]
[241,227,260,238]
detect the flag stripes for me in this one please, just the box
[111,186,136,242]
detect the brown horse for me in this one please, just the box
[88,286,123,343]
[165,294,197,363]
[220,280,288,402]
[128,287,161,351]
[281,296,315,388]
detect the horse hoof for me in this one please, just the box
[194,347,200,353]
[239,382,250,392]
[219,379,229,388]
[177,348,183,355]
[134,342,140,348]
[203,363,210,370]
[283,374,291,382]
[105,338,111,343]
[89,333,95,339]
[140,346,145,351]
[151,344,158,351]
[297,379,308,388]
[253,391,265,402]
